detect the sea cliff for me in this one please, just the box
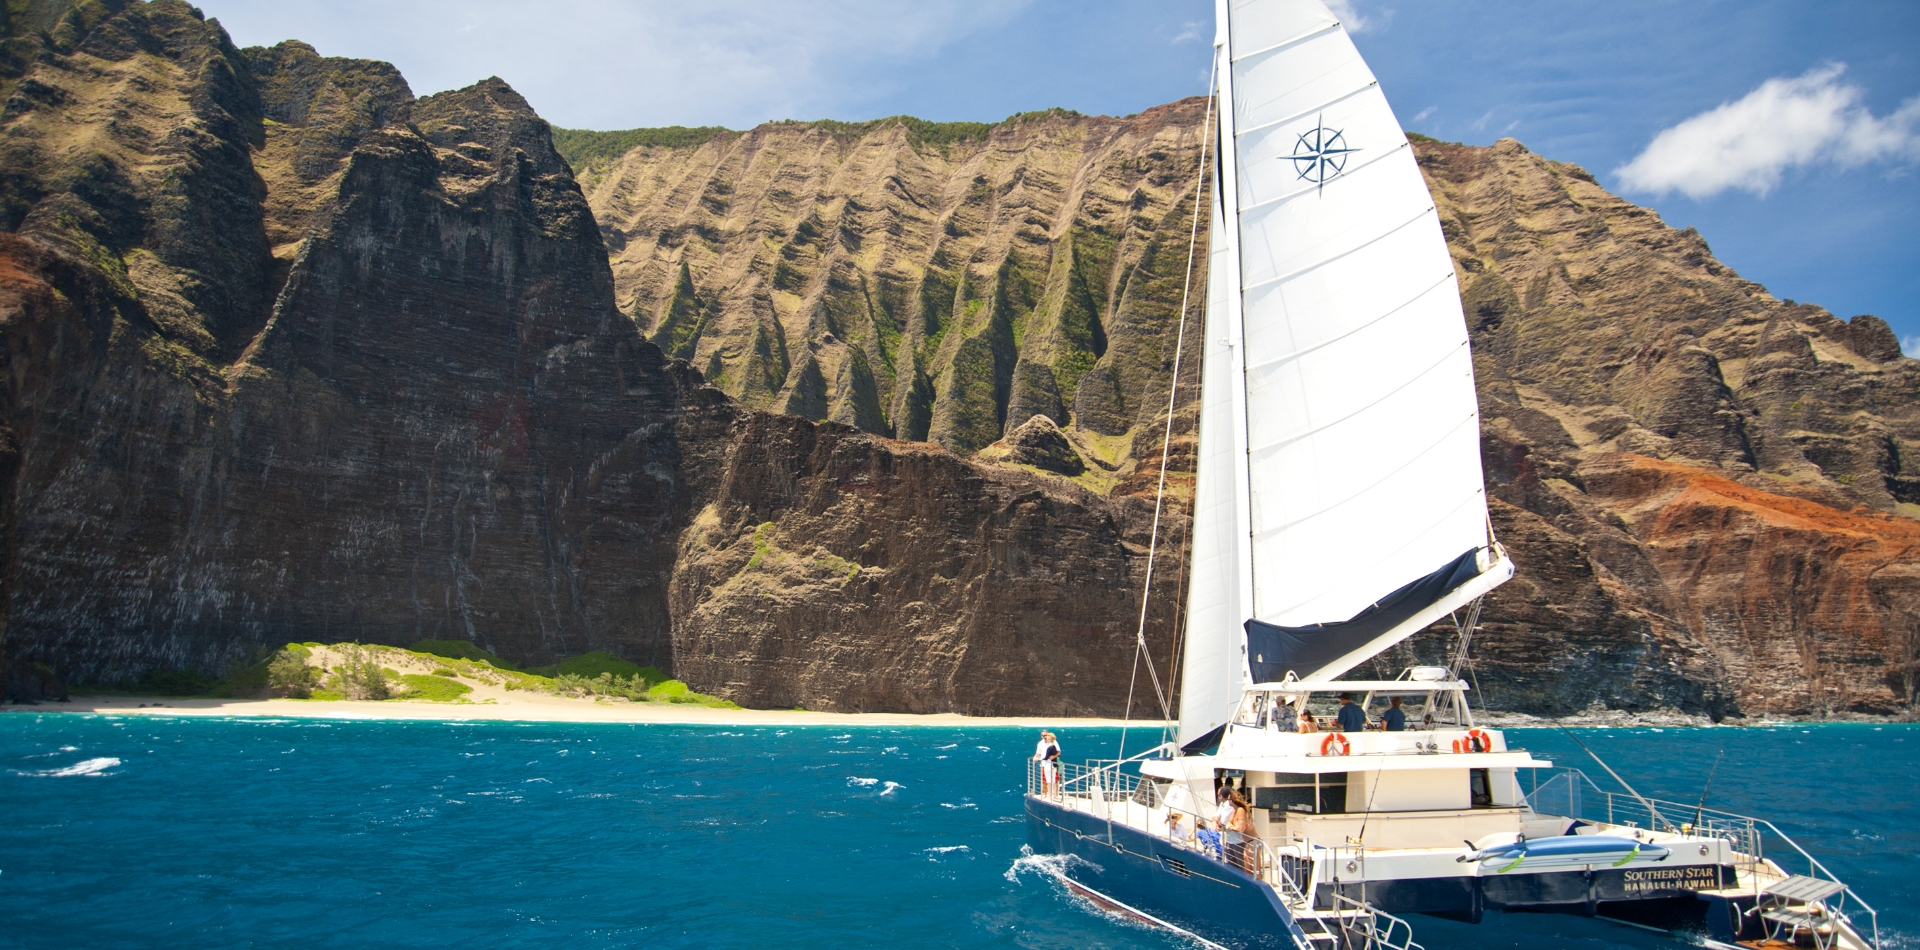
[1,0,1914,719]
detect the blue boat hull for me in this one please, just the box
[1025,795,1761,946]
[1025,795,1307,949]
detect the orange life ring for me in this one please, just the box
[1451,728,1492,753]
[1320,732,1351,756]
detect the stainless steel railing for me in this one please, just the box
[1524,767,1878,949]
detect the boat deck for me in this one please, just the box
[1032,758,1880,950]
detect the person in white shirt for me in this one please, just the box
[1033,730,1060,798]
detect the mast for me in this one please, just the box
[1177,0,1512,745]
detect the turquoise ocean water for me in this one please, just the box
[1,714,1913,949]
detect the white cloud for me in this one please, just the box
[1469,110,1494,132]
[1616,64,1920,200]
[1326,0,1385,35]
[1411,105,1435,123]
[1170,20,1201,44]
[1904,334,1920,358]
[210,0,1037,129]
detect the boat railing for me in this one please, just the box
[1327,892,1423,950]
[1525,767,1879,949]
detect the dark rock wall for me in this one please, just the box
[0,4,694,682]
[0,2,1174,716]
[2,2,1914,717]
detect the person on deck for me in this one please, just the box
[1381,696,1408,732]
[1296,707,1317,733]
[1335,693,1367,733]
[1214,787,1239,861]
[1167,810,1193,849]
[1034,731,1060,798]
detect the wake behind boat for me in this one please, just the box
[1022,1,1883,948]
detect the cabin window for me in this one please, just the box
[1252,772,1348,815]
[1469,768,1493,808]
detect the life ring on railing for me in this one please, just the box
[1320,732,1351,756]
[1451,728,1492,753]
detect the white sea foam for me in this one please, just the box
[879,781,904,796]
[976,746,991,752]
[1003,846,1091,883]
[923,845,971,859]
[847,776,879,787]
[935,743,958,750]
[940,802,977,809]
[524,777,552,784]
[16,757,121,778]
[58,745,77,752]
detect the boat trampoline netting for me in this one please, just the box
[1244,547,1482,683]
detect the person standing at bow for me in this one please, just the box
[1033,730,1061,799]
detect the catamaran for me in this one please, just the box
[1022,2,1882,948]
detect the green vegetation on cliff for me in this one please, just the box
[109,642,734,707]
[552,125,734,172]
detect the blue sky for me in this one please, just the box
[207,0,1919,349]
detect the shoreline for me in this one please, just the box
[4,696,1912,729]
[1,695,1134,728]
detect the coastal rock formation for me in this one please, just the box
[570,105,1210,474]
[0,0,693,681]
[669,404,1176,716]
[574,119,1920,717]
[1421,137,1920,715]
[1,1,1913,718]
[0,1,1175,714]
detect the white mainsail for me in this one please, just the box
[1177,0,1511,746]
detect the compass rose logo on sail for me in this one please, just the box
[1291,122,1358,185]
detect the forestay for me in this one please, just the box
[1178,0,1509,746]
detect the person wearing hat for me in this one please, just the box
[1033,730,1061,798]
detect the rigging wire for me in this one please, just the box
[1118,50,1218,763]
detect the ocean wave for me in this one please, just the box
[880,781,904,796]
[935,743,958,750]
[923,845,971,859]
[1003,846,1093,883]
[940,802,977,809]
[15,757,121,778]
[846,776,878,787]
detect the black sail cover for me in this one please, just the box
[1244,548,1483,684]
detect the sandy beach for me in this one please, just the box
[5,694,1133,728]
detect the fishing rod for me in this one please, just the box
[1693,749,1726,830]
[1556,725,1666,830]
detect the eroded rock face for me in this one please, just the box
[1413,137,1920,716]
[577,121,1920,717]
[2,3,1913,717]
[573,104,1210,473]
[0,4,691,682]
[980,414,1088,476]
[0,2,1178,716]
[667,405,1178,716]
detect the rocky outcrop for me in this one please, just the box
[0,1,1176,715]
[2,2,1913,718]
[667,404,1177,715]
[574,119,1920,717]
[0,1,694,683]
[571,105,1209,473]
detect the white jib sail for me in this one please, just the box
[1179,0,1510,743]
